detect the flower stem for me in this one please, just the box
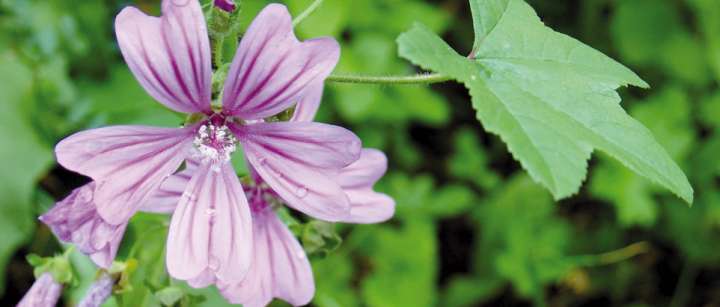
[573,241,650,267]
[213,35,225,68]
[292,0,324,27]
[326,73,451,85]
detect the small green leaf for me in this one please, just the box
[301,221,342,258]
[155,287,184,306]
[26,252,74,285]
[397,0,693,203]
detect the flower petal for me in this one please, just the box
[334,149,395,224]
[55,126,194,225]
[142,158,200,214]
[140,171,188,214]
[220,210,314,306]
[221,4,339,119]
[290,81,324,122]
[236,123,358,221]
[244,153,350,221]
[233,122,361,169]
[344,190,395,224]
[336,149,388,189]
[116,0,212,114]
[166,162,252,284]
[40,183,128,268]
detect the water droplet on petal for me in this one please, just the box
[296,250,306,259]
[182,191,196,201]
[205,208,216,216]
[295,187,308,198]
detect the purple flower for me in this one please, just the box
[156,152,393,304]
[40,181,179,268]
[292,82,395,224]
[218,152,394,305]
[17,273,62,307]
[78,273,114,307]
[54,1,358,286]
[39,183,126,269]
[214,0,236,12]
[218,187,314,307]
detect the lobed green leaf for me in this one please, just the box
[397,0,693,203]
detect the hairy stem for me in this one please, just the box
[326,73,451,85]
[213,35,225,68]
[292,0,324,27]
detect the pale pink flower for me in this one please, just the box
[54,1,359,286]
[17,273,62,307]
[157,172,315,305]
[40,181,181,268]
[157,149,393,305]
[292,85,395,224]
[39,183,126,268]
[218,183,314,307]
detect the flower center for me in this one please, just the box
[192,122,237,165]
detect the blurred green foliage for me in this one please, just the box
[1,0,719,306]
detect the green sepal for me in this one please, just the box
[26,249,75,285]
[107,259,137,294]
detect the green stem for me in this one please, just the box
[326,73,451,85]
[292,0,324,27]
[573,241,650,267]
[213,35,225,68]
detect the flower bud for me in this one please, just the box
[39,183,127,268]
[214,0,236,12]
[17,273,63,307]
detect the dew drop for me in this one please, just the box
[295,187,308,198]
[296,250,306,259]
[205,208,216,216]
[181,191,196,201]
